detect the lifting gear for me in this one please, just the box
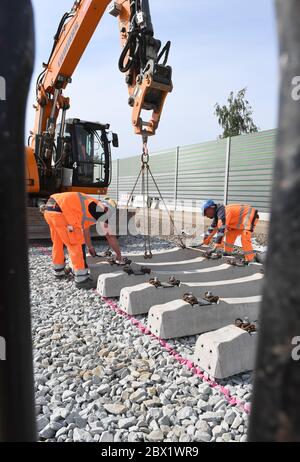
[182,292,219,307]
[225,256,248,267]
[149,276,181,289]
[235,318,258,334]
[204,291,220,304]
[123,265,151,276]
[106,256,132,266]
[116,0,173,136]
[127,136,186,259]
[203,248,223,260]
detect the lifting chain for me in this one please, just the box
[141,135,153,259]
[126,135,186,259]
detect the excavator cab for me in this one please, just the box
[27,118,118,197]
[57,118,117,193]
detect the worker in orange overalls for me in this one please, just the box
[42,192,124,289]
[201,200,259,263]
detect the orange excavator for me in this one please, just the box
[26,0,173,202]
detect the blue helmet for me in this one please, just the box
[202,200,216,215]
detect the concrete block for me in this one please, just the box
[120,283,191,315]
[88,259,125,280]
[147,299,260,339]
[120,280,262,316]
[97,272,154,298]
[120,276,261,316]
[193,325,258,379]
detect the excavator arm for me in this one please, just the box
[32,0,112,139]
[30,0,172,193]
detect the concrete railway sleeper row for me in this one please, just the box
[32,244,264,414]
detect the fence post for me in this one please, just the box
[223,136,231,205]
[174,146,179,211]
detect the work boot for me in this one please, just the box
[54,269,66,278]
[54,266,73,279]
[75,278,96,290]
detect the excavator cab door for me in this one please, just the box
[62,119,113,190]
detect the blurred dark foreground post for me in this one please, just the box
[0,0,36,442]
[249,0,300,442]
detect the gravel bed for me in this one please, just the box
[29,236,252,443]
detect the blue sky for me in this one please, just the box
[26,0,279,159]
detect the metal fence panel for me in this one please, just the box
[108,129,277,214]
[113,148,177,200]
[228,130,276,212]
[177,139,228,203]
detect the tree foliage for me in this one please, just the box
[214,88,259,139]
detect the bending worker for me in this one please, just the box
[42,192,124,289]
[201,200,259,263]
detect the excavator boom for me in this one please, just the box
[33,0,112,138]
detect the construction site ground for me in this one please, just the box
[29,232,266,443]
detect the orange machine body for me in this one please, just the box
[26,0,172,199]
[26,146,40,194]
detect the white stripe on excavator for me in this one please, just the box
[133,256,205,266]
[221,295,262,304]
[185,272,264,287]
[155,263,231,275]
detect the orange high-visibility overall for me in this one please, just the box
[223,204,259,261]
[206,204,259,262]
[44,192,104,282]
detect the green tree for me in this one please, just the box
[214,88,259,138]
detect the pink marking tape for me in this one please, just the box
[102,296,251,415]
